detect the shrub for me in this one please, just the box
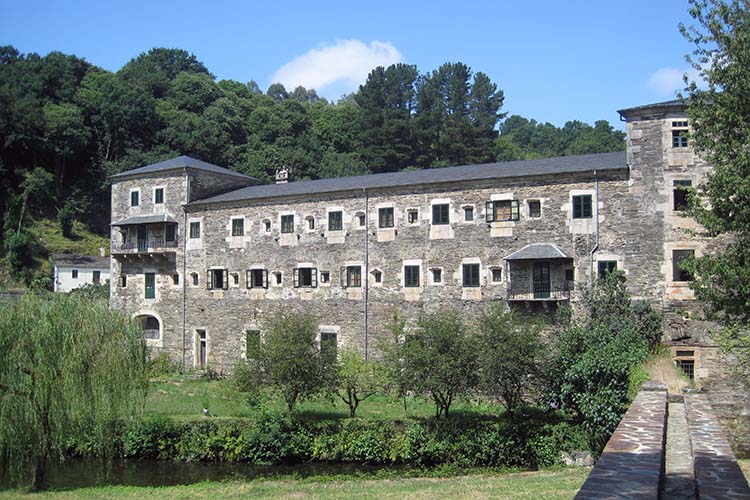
[146,351,180,378]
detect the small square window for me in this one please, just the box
[281,215,294,233]
[154,188,164,204]
[672,250,695,282]
[130,191,139,207]
[232,273,240,286]
[173,273,179,286]
[231,218,244,237]
[328,211,343,231]
[191,273,199,286]
[306,217,315,230]
[528,200,541,218]
[464,206,474,222]
[72,269,79,279]
[572,195,592,219]
[491,268,502,282]
[357,213,366,227]
[264,220,271,232]
[343,266,362,287]
[407,209,418,224]
[676,359,695,380]
[404,265,420,287]
[372,270,382,283]
[598,261,617,279]
[273,271,282,285]
[432,204,450,225]
[189,221,201,239]
[462,263,480,287]
[379,207,394,228]
[320,271,330,284]
[431,268,442,284]
[673,180,692,211]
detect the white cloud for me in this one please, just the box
[270,39,403,100]
[647,67,701,96]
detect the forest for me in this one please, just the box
[0,46,625,285]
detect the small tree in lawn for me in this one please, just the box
[478,305,544,418]
[253,311,326,413]
[402,310,478,419]
[335,348,387,418]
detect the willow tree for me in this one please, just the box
[0,293,147,490]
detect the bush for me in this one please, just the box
[147,351,180,377]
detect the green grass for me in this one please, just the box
[29,219,110,258]
[740,459,749,482]
[145,375,506,421]
[0,467,589,499]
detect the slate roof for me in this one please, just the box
[111,214,178,226]
[190,151,627,206]
[52,254,110,269]
[504,243,571,261]
[110,155,256,181]
[617,99,686,119]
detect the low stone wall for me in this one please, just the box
[685,393,750,500]
[575,388,668,500]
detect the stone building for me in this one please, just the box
[109,100,741,423]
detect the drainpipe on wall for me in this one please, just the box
[181,174,190,373]
[363,188,369,362]
[588,170,600,288]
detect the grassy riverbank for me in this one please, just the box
[0,467,589,499]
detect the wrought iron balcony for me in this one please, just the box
[112,239,177,254]
[507,279,572,301]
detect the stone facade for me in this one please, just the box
[109,101,748,448]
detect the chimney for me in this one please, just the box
[275,167,289,184]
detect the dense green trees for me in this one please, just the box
[0,293,147,490]
[680,0,750,378]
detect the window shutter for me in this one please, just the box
[511,200,520,221]
[262,270,268,289]
[207,270,213,290]
[340,267,347,287]
[311,268,318,288]
[585,195,592,218]
[222,269,229,290]
[118,275,125,287]
[246,270,252,288]
[293,268,300,288]
[485,201,494,222]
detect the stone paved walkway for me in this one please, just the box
[663,398,696,500]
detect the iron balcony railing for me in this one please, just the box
[507,279,572,301]
[113,239,178,253]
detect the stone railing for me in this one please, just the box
[575,384,668,499]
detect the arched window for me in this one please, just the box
[138,315,160,340]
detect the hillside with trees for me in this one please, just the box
[0,46,625,286]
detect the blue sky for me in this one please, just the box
[0,0,697,129]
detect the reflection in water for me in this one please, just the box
[41,459,405,490]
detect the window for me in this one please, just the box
[247,269,268,289]
[673,180,692,211]
[464,206,474,222]
[294,267,318,288]
[165,224,177,242]
[231,218,244,237]
[281,215,294,233]
[145,272,155,299]
[328,211,343,231]
[130,191,139,207]
[119,274,127,287]
[572,195,592,219]
[491,268,502,283]
[342,266,362,288]
[154,188,164,204]
[432,204,450,225]
[676,359,695,380]
[404,265,420,288]
[407,209,418,224]
[672,250,695,282]
[372,269,382,284]
[306,216,315,230]
[196,330,207,367]
[232,273,240,286]
[320,331,337,365]
[485,200,520,222]
[378,207,394,228]
[72,269,79,279]
[207,269,229,290]
[320,271,330,284]
[431,268,442,284]
[528,200,541,218]
[462,263,480,287]
[142,316,160,340]
[173,273,179,286]
[598,261,617,278]
[565,269,575,282]
[672,121,689,148]
[92,270,101,284]
[189,221,200,239]
[191,273,199,286]
[264,219,271,232]
[246,329,261,360]
[273,271,282,285]
[357,213,366,227]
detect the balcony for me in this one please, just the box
[112,238,177,254]
[507,279,572,301]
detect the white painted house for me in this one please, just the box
[52,254,110,292]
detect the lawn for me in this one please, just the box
[144,375,505,421]
[0,467,589,499]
